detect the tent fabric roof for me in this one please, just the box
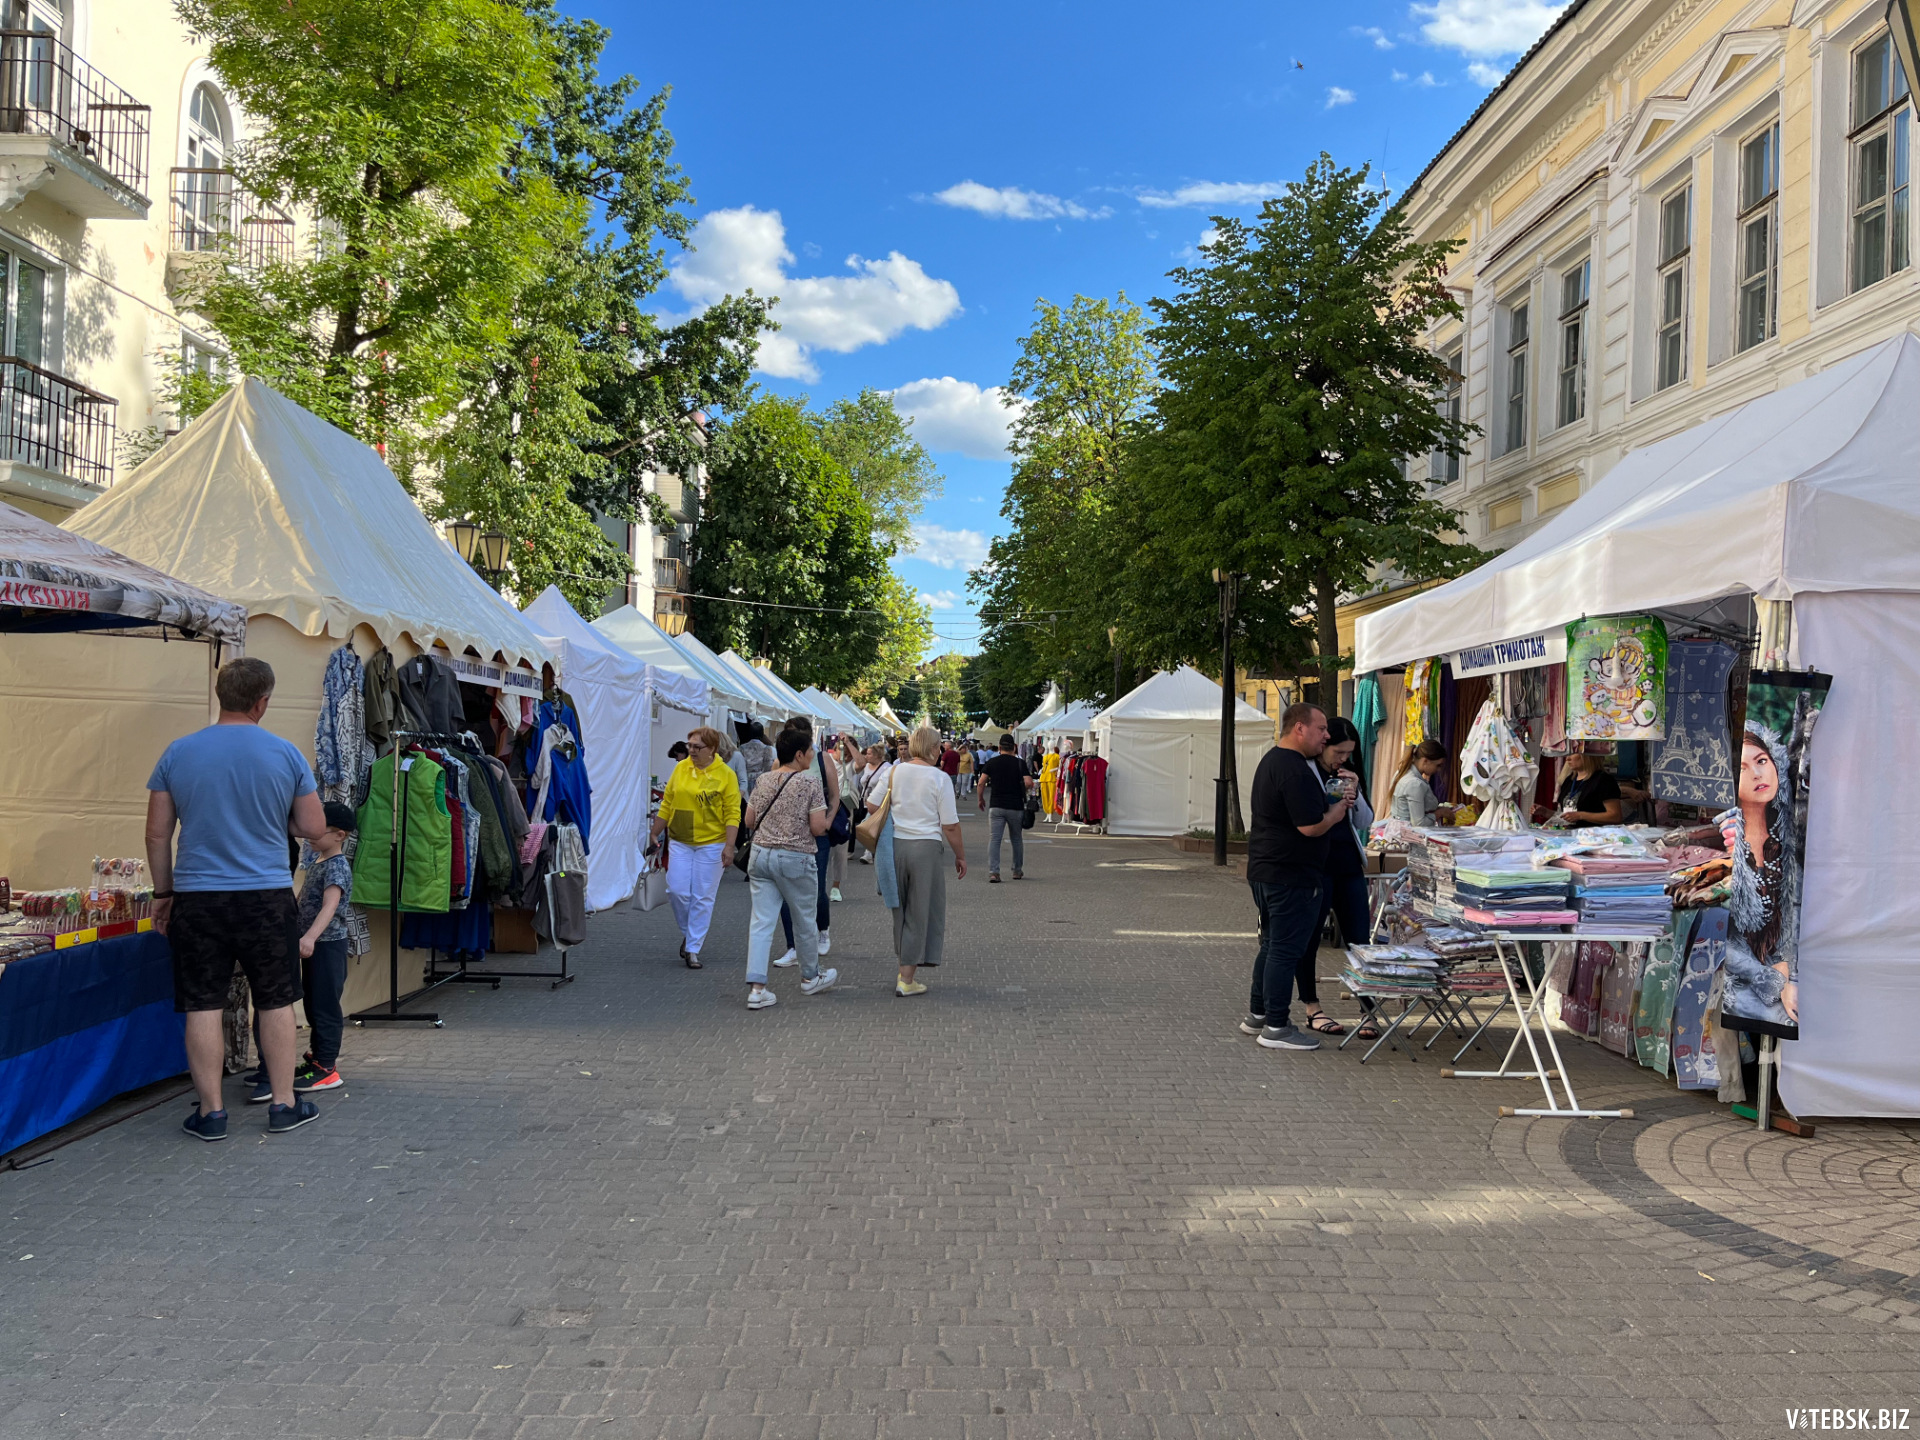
[1032,700,1102,735]
[1096,666,1267,725]
[713,649,794,715]
[754,664,815,716]
[797,686,866,733]
[528,589,705,715]
[872,698,908,731]
[673,632,761,713]
[1356,334,1920,672]
[1,499,246,643]
[591,605,743,707]
[65,379,552,671]
[1014,682,1064,735]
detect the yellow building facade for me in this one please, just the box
[1391,0,1920,551]
[0,1,297,521]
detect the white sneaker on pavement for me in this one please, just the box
[818,932,832,956]
[773,948,798,968]
[747,988,778,1010]
[830,887,843,902]
[800,967,838,996]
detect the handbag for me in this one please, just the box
[853,771,895,853]
[1022,760,1040,830]
[735,771,797,874]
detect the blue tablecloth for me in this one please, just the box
[0,929,186,1155]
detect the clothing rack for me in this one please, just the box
[425,868,578,990]
[350,727,483,1028]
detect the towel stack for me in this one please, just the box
[1342,942,1443,994]
[1551,855,1673,935]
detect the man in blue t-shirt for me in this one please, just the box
[147,657,328,1140]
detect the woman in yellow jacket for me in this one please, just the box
[648,727,740,969]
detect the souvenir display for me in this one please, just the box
[1457,697,1537,831]
[1566,615,1667,740]
[1648,639,1738,808]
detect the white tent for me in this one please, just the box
[525,588,705,911]
[1014,682,1064,741]
[834,694,887,738]
[1090,667,1270,838]
[971,722,1012,746]
[1353,333,1920,1119]
[755,663,818,721]
[1032,700,1102,742]
[798,685,868,738]
[872,697,909,733]
[712,647,795,719]
[592,605,752,729]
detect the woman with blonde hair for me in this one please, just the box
[648,726,739,968]
[884,726,966,997]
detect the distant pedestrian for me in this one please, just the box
[667,740,689,762]
[977,733,1034,882]
[720,729,750,801]
[826,736,858,902]
[738,721,776,791]
[888,726,966,997]
[1241,702,1351,1052]
[939,741,962,789]
[741,727,836,1009]
[850,743,892,865]
[956,744,975,797]
[146,657,329,1140]
[649,727,740,969]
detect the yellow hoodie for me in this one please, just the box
[659,757,742,846]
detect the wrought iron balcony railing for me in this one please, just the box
[169,168,294,267]
[654,556,687,594]
[0,31,149,197]
[0,356,116,490]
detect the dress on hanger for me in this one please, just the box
[1039,752,1061,813]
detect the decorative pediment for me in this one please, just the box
[1615,28,1785,168]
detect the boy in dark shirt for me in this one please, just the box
[1241,703,1352,1051]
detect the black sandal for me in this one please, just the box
[684,953,702,969]
[1306,1012,1345,1036]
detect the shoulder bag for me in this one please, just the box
[734,771,797,875]
[853,770,895,853]
[1022,760,1040,830]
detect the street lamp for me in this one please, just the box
[1212,568,1239,868]
[448,520,510,583]
[448,518,479,565]
[479,528,509,575]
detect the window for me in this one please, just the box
[1656,187,1690,390]
[1504,301,1529,453]
[1556,260,1589,427]
[1850,34,1911,293]
[1737,123,1780,350]
[1429,346,1462,483]
[0,247,50,369]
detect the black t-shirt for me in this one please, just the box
[1320,767,1366,877]
[980,753,1032,811]
[1556,766,1622,826]
[1246,746,1336,887]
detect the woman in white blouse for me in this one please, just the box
[887,726,967,997]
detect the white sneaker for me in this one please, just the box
[747,987,778,1010]
[829,887,843,903]
[773,948,798,968]
[818,932,832,956]
[800,967,838,996]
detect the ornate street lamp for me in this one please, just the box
[447,519,510,584]
[447,518,480,565]
[479,528,509,575]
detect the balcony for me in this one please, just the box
[0,356,116,510]
[168,168,294,270]
[653,555,687,594]
[0,33,149,220]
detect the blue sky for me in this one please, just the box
[584,0,1567,655]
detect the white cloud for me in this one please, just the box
[916,588,968,611]
[887,377,1026,461]
[1357,25,1395,48]
[908,523,992,571]
[668,205,961,381]
[1138,180,1280,210]
[931,181,1108,221]
[1412,0,1568,58]
[1176,224,1222,261]
[1326,86,1357,108]
[1395,68,1442,85]
[1467,59,1507,86]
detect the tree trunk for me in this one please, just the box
[1313,568,1342,716]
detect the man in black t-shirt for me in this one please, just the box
[1241,702,1353,1050]
[977,735,1035,881]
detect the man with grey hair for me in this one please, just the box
[147,656,329,1139]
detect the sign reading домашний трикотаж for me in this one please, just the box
[1449,628,1569,679]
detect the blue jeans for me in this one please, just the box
[1295,871,1373,1006]
[1248,880,1323,1027]
[749,848,820,985]
[988,808,1024,874]
[780,833,833,947]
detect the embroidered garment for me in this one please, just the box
[314,644,369,805]
[1649,639,1738,808]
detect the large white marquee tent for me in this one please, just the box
[1089,667,1268,837]
[1354,332,1920,1119]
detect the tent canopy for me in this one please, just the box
[797,686,868,736]
[711,648,794,717]
[592,605,743,711]
[66,379,552,671]
[970,722,1011,745]
[872,697,908,732]
[1032,700,1102,737]
[1356,334,1920,673]
[1,499,245,643]
[754,663,815,718]
[1013,682,1064,738]
[1099,666,1266,725]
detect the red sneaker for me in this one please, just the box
[293,1062,343,1093]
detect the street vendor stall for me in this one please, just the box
[1090,667,1265,838]
[65,378,558,1018]
[0,500,248,1155]
[1355,333,1920,1120]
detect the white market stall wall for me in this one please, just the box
[1093,719,1268,837]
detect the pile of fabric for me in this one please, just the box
[1419,924,1510,994]
[1551,854,1674,935]
[1342,942,1444,995]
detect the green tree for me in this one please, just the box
[1131,156,1480,709]
[918,653,968,731]
[814,389,943,551]
[970,294,1157,704]
[175,0,566,441]
[846,570,934,706]
[690,398,889,688]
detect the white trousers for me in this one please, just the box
[666,840,725,956]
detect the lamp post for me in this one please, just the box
[1212,568,1239,868]
[448,519,510,586]
[1108,624,1125,711]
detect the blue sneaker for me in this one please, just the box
[266,1098,319,1134]
[182,1105,228,1142]
[245,1076,273,1104]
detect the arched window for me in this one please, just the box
[178,83,230,252]
[185,82,226,170]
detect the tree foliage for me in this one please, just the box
[1130,156,1480,708]
[689,398,890,689]
[813,389,943,553]
[845,570,934,706]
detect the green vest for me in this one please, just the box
[352,752,453,912]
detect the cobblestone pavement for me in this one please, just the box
[3,811,1918,1439]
